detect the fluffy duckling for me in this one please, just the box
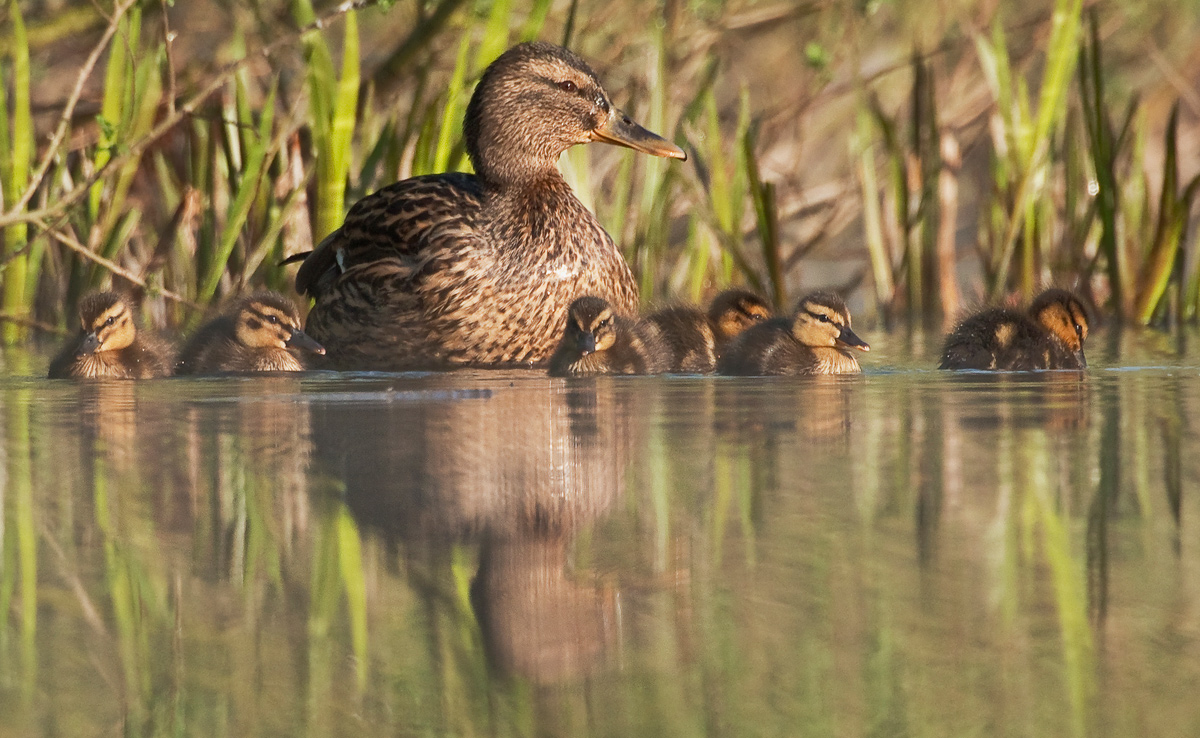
[939,288,1090,370]
[48,291,173,379]
[717,291,869,376]
[645,289,773,373]
[548,296,669,377]
[294,42,686,370]
[175,292,325,375]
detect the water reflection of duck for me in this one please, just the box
[548,296,669,376]
[939,289,1090,371]
[293,42,685,370]
[48,291,172,378]
[645,289,772,373]
[175,292,324,375]
[717,292,869,376]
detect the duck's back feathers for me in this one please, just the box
[643,305,716,373]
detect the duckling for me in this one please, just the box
[548,296,669,377]
[939,288,1090,370]
[717,291,869,376]
[175,292,325,375]
[292,42,685,370]
[48,291,172,379]
[644,289,773,373]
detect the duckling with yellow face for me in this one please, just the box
[644,289,773,373]
[48,291,173,379]
[294,42,686,370]
[939,288,1090,370]
[717,292,869,376]
[548,296,669,377]
[175,292,325,375]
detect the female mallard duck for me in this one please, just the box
[293,42,685,370]
[48,291,173,379]
[717,291,869,376]
[939,288,1090,370]
[548,296,669,377]
[175,292,325,375]
[644,289,773,373]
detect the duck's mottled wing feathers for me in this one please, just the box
[296,173,484,297]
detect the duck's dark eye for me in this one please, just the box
[558,80,578,93]
[104,316,116,328]
[267,314,280,325]
[1074,324,1083,338]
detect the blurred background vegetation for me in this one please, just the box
[2,0,1200,345]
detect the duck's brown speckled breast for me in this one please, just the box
[303,173,637,370]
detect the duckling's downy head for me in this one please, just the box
[1030,288,1089,365]
[790,292,869,351]
[563,296,618,355]
[708,289,772,341]
[464,42,685,186]
[232,293,325,355]
[76,292,137,355]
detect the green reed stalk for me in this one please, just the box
[433,34,471,175]
[301,5,360,242]
[1134,103,1200,324]
[979,0,1083,300]
[2,2,33,344]
[854,109,894,313]
[336,507,369,689]
[195,82,278,308]
[744,126,785,310]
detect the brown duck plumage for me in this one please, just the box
[294,42,685,370]
[644,289,773,373]
[48,291,173,379]
[175,292,325,375]
[939,288,1090,370]
[548,296,669,376]
[718,291,869,376]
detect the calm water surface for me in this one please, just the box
[1,329,1198,737]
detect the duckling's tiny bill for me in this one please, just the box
[837,326,870,352]
[287,329,326,356]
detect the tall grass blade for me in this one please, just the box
[195,83,278,308]
[433,34,472,174]
[2,1,33,344]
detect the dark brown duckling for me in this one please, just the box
[175,292,325,375]
[48,291,173,379]
[548,296,669,377]
[644,289,773,373]
[939,288,1090,370]
[294,42,686,370]
[717,291,869,376]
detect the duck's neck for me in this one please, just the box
[480,168,597,251]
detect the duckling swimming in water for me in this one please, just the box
[939,288,1090,370]
[175,292,325,375]
[548,296,669,377]
[293,42,686,370]
[717,291,869,376]
[645,289,773,373]
[48,291,173,379]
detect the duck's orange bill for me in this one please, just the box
[592,110,686,160]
